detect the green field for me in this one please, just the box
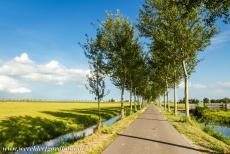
[0,101,129,148]
[192,106,230,126]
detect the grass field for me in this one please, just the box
[0,101,129,148]
[192,106,230,126]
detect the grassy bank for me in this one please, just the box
[203,126,230,145]
[56,108,145,154]
[156,105,230,153]
[192,106,230,126]
[0,101,130,148]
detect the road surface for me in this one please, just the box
[102,105,204,154]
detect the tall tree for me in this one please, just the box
[176,0,230,25]
[99,11,142,118]
[138,0,216,118]
[125,38,144,114]
[81,35,107,128]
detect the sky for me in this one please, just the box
[0,0,229,101]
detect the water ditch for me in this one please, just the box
[16,115,121,154]
[177,110,230,139]
[204,124,230,138]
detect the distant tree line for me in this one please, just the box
[203,97,230,104]
[178,98,230,104]
[178,99,200,104]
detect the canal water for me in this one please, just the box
[177,110,230,138]
[17,115,121,154]
[211,125,230,138]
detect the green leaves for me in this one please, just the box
[81,34,107,102]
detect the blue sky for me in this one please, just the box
[0,0,229,101]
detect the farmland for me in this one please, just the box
[0,101,128,148]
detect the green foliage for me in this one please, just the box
[138,0,217,117]
[81,35,108,102]
[193,107,230,126]
[210,98,230,103]
[91,11,146,117]
[175,0,230,25]
[203,97,210,104]
[101,126,114,134]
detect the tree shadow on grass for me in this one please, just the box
[0,116,75,148]
[41,111,98,128]
[0,107,122,148]
[56,107,121,121]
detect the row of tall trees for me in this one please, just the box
[83,0,229,126]
[82,12,147,127]
[138,0,217,117]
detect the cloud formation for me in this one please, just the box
[217,81,230,89]
[0,53,89,94]
[179,81,230,91]
[211,30,230,46]
[191,83,207,89]
[0,75,31,93]
[179,82,207,89]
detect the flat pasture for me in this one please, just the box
[0,101,127,148]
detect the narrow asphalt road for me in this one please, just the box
[102,105,202,154]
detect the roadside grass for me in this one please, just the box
[203,126,230,145]
[57,108,145,154]
[156,105,230,153]
[0,101,130,148]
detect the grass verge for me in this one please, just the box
[203,126,230,145]
[156,105,230,153]
[57,108,146,154]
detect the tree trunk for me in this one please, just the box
[138,96,140,110]
[121,83,125,118]
[141,97,143,109]
[164,91,166,111]
[167,90,170,111]
[129,83,133,115]
[137,96,139,110]
[134,88,137,112]
[166,79,170,112]
[182,60,190,118]
[158,96,161,106]
[174,80,177,115]
[97,98,101,129]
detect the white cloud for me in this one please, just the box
[217,81,230,89]
[0,75,31,94]
[0,53,89,94]
[15,53,33,64]
[179,82,207,89]
[211,30,230,46]
[178,81,230,92]
[191,83,207,89]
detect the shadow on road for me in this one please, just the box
[117,133,218,154]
